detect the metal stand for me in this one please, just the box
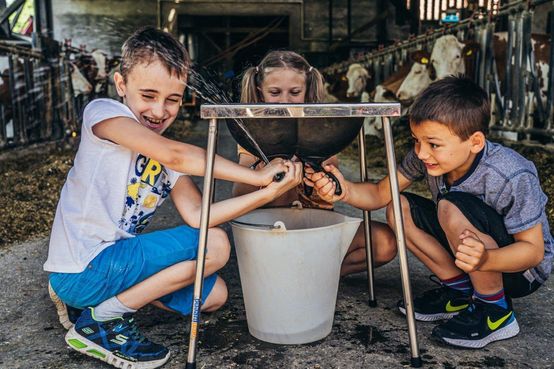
[186,118,218,369]
[187,103,421,368]
[358,125,376,307]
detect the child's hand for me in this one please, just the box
[304,164,347,203]
[266,161,303,197]
[455,229,488,273]
[257,158,288,186]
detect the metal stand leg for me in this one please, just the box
[382,117,421,368]
[186,118,219,369]
[358,128,376,307]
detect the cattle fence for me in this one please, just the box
[0,41,87,151]
[323,0,553,143]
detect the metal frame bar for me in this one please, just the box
[187,103,421,368]
[358,124,376,307]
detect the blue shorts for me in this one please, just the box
[49,225,218,315]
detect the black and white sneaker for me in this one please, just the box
[398,279,471,321]
[432,299,519,348]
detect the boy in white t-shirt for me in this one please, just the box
[44,26,301,369]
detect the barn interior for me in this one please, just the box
[1,1,554,369]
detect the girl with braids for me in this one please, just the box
[232,50,397,276]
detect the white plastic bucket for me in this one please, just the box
[231,208,362,344]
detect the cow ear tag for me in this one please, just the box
[420,57,429,64]
[466,50,473,56]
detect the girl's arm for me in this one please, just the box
[92,117,286,186]
[231,153,264,197]
[232,153,300,207]
[172,161,303,228]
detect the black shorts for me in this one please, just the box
[403,191,542,298]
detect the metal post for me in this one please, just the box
[328,0,333,47]
[503,14,515,128]
[382,116,421,368]
[513,12,524,131]
[546,7,554,131]
[358,126,376,307]
[519,11,532,132]
[186,118,219,369]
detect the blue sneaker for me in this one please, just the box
[65,308,170,369]
[48,282,83,329]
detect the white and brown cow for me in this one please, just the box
[69,62,93,97]
[396,35,479,103]
[323,63,373,103]
[346,63,371,98]
[363,51,433,136]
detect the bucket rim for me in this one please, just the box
[230,213,362,233]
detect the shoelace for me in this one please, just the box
[418,275,448,299]
[124,318,148,344]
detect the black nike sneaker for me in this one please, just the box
[431,299,519,348]
[398,278,471,322]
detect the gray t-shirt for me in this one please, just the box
[399,140,553,284]
[44,99,183,273]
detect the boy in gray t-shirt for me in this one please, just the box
[306,76,552,349]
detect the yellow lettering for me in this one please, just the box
[140,160,162,186]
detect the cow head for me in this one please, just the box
[430,35,467,79]
[69,62,93,96]
[396,50,433,105]
[346,63,370,98]
[91,49,108,80]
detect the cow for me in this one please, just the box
[395,35,480,104]
[346,63,371,98]
[323,63,373,103]
[91,49,108,80]
[69,62,93,96]
[90,49,110,95]
[363,51,432,136]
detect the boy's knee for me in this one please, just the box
[207,227,231,269]
[202,277,228,312]
[386,195,412,230]
[381,229,398,261]
[437,198,463,231]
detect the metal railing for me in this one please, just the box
[0,41,78,150]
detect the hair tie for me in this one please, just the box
[255,66,260,73]
[308,66,313,73]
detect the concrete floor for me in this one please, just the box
[0,122,552,369]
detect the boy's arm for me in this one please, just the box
[305,163,412,210]
[455,225,545,273]
[172,161,303,228]
[232,153,263,197]
[92,117,285,186]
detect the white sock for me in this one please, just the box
[93,296,137,321]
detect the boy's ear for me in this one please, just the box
[113,71,126,97]
[469,131,486,153]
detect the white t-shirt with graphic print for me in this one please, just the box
[44,99,184,273]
